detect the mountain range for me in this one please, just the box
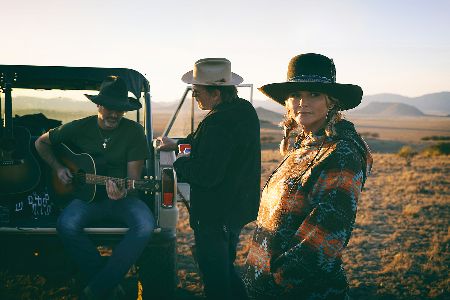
[350,102,425,116]
[253,92,450,116]
[254,102,436,124]
[255,107,284,124]
[10,96,96,112]
[356,92,450,115]
[7,92,450,118]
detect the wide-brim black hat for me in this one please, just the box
[259,53,363,110]
[85,76,142,111]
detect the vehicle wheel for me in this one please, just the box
[138,237,177,300]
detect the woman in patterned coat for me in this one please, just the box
[244,53,373,300]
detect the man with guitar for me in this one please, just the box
[34,76,154,299]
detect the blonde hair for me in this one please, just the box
[279,95,342,155]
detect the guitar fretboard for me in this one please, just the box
[85,174,130,187]
[72,172,156,192]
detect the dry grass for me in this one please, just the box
[347,116,450,142]
[1,114,449,299]
[175,152,450,299]
[402,204,422,216]
[1,153,448,300]
[342,153,449,299]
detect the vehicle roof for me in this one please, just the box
[0,64,149,99]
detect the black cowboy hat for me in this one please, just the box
[85,76,142,111]
[259,53,363,110]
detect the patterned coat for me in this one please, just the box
[244,120,373,299]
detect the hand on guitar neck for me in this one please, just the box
[106,179,128,200]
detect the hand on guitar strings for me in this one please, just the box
[57,167,73,185]
[106,179,128,200]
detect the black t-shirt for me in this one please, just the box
[49,115,149,179]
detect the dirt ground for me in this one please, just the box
[176,152,450,300]
[0,153,448,300]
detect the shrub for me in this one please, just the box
[421,142,450,156]
[397,146,417,166]
[360,132,379,139]
[421,136,450,141]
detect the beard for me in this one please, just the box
[103,117,122,129]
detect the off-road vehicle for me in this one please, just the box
[0,65,180,299]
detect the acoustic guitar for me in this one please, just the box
[51,143,159,202]
[0,81,41,195]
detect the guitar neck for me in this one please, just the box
[54,143,159,196]
[85,174,132,188]
[82,173,158,192]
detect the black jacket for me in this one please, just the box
[173,98,261,229]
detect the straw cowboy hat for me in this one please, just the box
[181,58,243,86]
[259,53,363,110]
[85,76,142,111]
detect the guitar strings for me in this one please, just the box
[73,172,129,187]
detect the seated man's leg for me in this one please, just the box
[88,196,154,297]
[57,198,109,283]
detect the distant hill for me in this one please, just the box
[254,92,450,116]
[255,107,283,124]
[352,102,425,116]
[257,101,427,118]
[252,99,285,114]
[259,119,280,129]
[12,96,95,112]
[361,92,450,115]
[152,101,178,113]
[10,92,449,118]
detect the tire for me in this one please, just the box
[138,236,177,300]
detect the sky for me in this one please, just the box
[2,0,450,102]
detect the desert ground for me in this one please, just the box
[1,112,449,299]
[176,151,449,300]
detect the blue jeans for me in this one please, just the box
[57,196,154,298]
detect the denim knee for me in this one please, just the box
[134,215,154,239]
[56,210,83,236]
[124,198,155,238]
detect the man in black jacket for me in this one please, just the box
[157,58,261,300]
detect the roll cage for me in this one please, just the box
[0,64,155,176]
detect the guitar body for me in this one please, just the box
[52,144,96,202]
[0,126,42,195]
[51,144,158,203]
